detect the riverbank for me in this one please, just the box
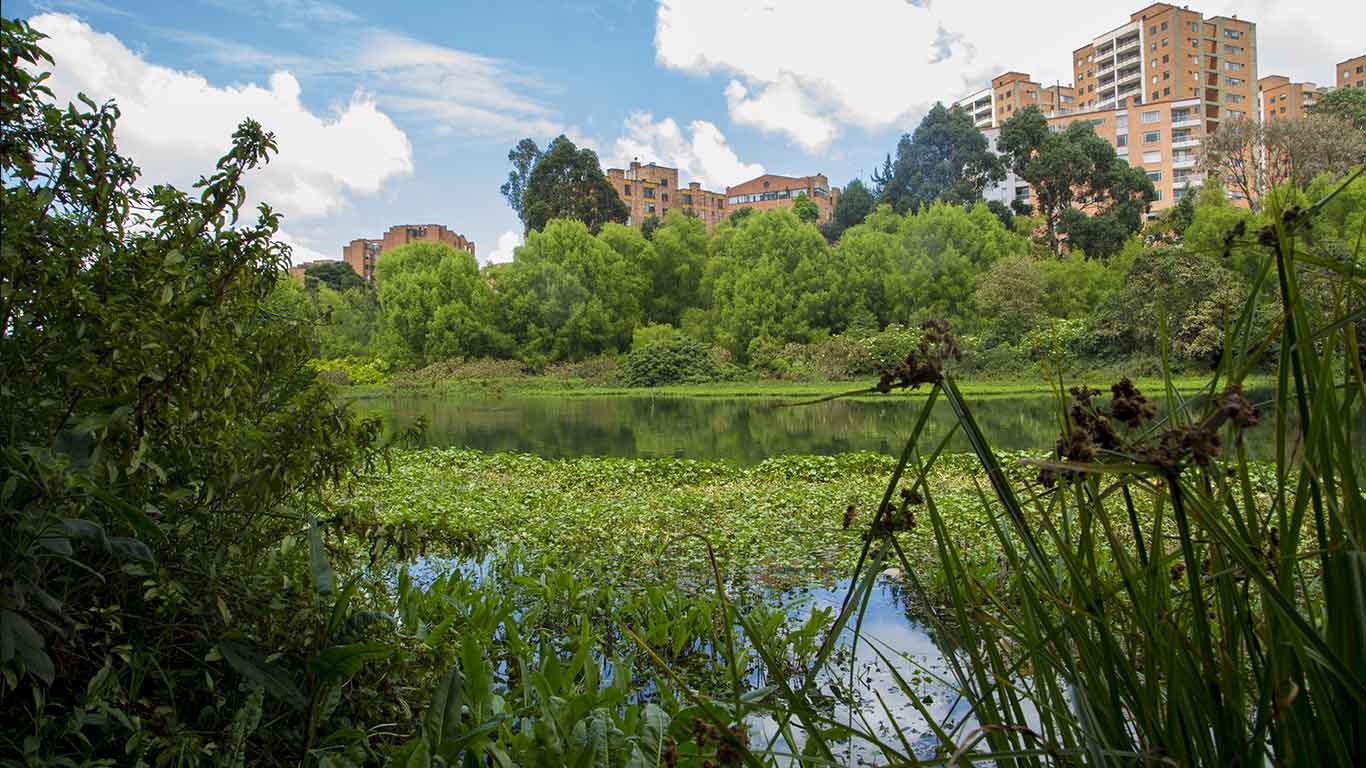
[338,373,1248,402]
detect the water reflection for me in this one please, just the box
[355,390,1319,464]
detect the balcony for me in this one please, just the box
[1171,114,1201,129]
[1172,135,1201,149]
[1172,154,1198,169]
[1117,65,1141,82]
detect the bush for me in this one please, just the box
[392,357,529,387]
[544,354,620,384]
[308,356,392,385]
[631,322,683,351]
[620,337,722,387]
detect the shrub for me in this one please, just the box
[392,357,529,387]
[544,354,620,384]
[620,337,722,387]
[308,356,392,385]
[631,322,683,351]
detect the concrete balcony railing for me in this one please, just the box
[1171,116,1202,129]
[1172,155,1198,168]
[1172,136,1201,149]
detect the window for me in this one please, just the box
[1225,93,1244,104]
[1162,54,1169,63]
[646,203,656,214]
[662,192,669,202]
[1280,106,1287,114]
[1151,43,1158,52]
[682,194,692,204]
[1141,110,1160,123]
[1143,150,1162,163]
[643,187,655,199]
[623,184,632,195]
[1152,90,1160,100]
[1152,75,1159,84]
[1161,20,1168,31]
[1143,130,1161,143]
[1163,87,1171,96]
[1162,37,1168,47]
[1116,134,1129,147]
[1224,29,1242,39]
[1151,58,1159,68]
[1150,25,1157,34]
[1223,45,1243,55]
[1116,114,1129,129]
[1147,170,1162,181]
[1154,189,1163,201]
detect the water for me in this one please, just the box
[353,389,1319,463]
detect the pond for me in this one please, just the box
[353,388,1318,464]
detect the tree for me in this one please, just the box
[639,214,662,240]
[821,178,875,242]
[373,241,507,367]
[498,218,643,362]
[500,137,542,219]
[518,135,629,234]
[304,259,365,292]
[314,285,378,359]
[727,206,756,226]
[705,209,835,361]
[999,106,1154,256]
[1,18,384,757]
[1308,87,1366,130]
[1200,116,1366,209]
[874,103,1006,214]
[642,210,708,326]
[792,196,820,223]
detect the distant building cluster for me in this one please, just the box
[951,2,1362,212]
[290,224,475,285]
[605,160,840,231]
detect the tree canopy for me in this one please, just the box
[873,103,1006,214]
[304,259,366,291]
[999,106,1154,256]
[503,135,629,234]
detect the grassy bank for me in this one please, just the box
[337,373,1249,402]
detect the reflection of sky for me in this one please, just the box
[750,577,976,764]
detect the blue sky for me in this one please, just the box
[14,0,1365,264]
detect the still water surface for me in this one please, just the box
[356,389,1312,464]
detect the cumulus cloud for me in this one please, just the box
[30,13,414,222]
[486,230,523,265]
[655,0,1366,152]
[604,112,764,190]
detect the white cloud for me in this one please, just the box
[486,230,523,265]
[277,230,334,265]
[30,13,414,222]
[604,112,764,190]
[655,0,1366,151]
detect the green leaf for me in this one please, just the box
[308,513,334,596]
[219,637,306,709]
[307,641,392,685]
[425,665,465,745]
[0,610,53,685]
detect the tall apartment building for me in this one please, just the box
[342,224,476,284]
[1339,55,1366,90]
[1257,75,1327,122]
[1072,4,1255,136]
[952,72,1077,129]
[725,174,840,223]
[605,161,729,230]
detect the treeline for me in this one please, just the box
[292,172,1365,382]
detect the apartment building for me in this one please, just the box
[286,259,333,284]
[1340,55,1366,90]
[1072,4,1255,136]
[1257,75,1327,122]
[725,173,840,223]
[342,224,476,284]
[953,73,1077,129]
[605,160,729,230]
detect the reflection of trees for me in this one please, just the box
[361,387,1354,462]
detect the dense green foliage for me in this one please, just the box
[1309,86,1366,129]
[304,259,366,292]
[820,177,874,242]
[873,103,1006,214]
[372,241,506,368]
[999,105,1156,255]
[620,336,723,387]
[504,135,629,234]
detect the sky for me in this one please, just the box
[13,0,1365,265]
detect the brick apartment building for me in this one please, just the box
[1257,75,1327,122]
[341,224,475,284]
[1338,55,1366,90]
[1071,4,1256,135]
[724,174,839,223]
[954,72,1079,129]
[605,161,729,230]
[958,3,1267,213]
[286,259,333,283]
[606,161,840,229]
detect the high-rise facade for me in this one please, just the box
[1071,4,1255,136]
[342,224,476,284]
[952,72,1078,130]
[1257,75,1327,122]
[605,161,729,230]
[724,174,840,223]
[1339,55,1366,90]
